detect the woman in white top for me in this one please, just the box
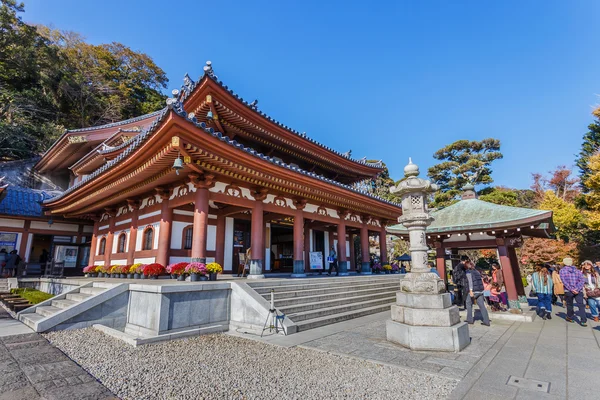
[582,260,600,322]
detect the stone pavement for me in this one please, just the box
[233,302,600,399]
[0,308,115,400]
[0,306,33,338]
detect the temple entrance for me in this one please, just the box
[313,230,325,272]
[232,219,251,275]
[270,224,293,272]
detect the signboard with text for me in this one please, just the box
[309,252,323,270]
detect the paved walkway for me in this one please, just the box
[0,308,115,400]
[232,301,600,399]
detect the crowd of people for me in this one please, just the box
[0,248,22,277]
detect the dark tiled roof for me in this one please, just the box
[0,186,54,217]
[65,110,165,134]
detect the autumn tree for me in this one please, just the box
[576,108,600,192]
[539,190,582,241]
[427,139,503,207]
[520,237,578,267]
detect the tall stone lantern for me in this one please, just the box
[386,159,469,352]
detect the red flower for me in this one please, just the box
[143,263,165,276]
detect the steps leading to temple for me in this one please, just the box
[18,282,127,332]
[0,279,8,294]
[247,275,401,332]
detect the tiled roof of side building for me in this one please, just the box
[44,99,399,208]
[0,186,54,218]
[179,62,384,169]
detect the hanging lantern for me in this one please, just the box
[207,110,213,119]
[172,156,184,175]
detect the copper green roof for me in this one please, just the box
[388,199,553,235]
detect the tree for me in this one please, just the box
[520,237,578,266]
[539,190,582,241]
[576,109,600,192]
[427,139,503,207]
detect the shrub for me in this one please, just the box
[10,288,54,304]
[143,263,165,276]
[167,262,188,275]
[185,262,207,275]
[206,262,223,274]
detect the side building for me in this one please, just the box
[32,62,402,277]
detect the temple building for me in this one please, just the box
[31,61,402,278]
[388,184,555,310]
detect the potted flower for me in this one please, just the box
[185,262,207,281]
[206,262,223,281]
[117,265,127,278]
[94,265,104,277]
[99,265,109,277]
[372,263,382,274]
[127,265,136,279]
[167,262,188,281]
[382,264,392,274]
[109,265,119,278]
[83,265,96,278]
[391,263,400,274]
[143,263,165,279]
[136,264,146,279]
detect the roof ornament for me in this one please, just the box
[359,156,367,163]
[166,89,186,116]
[203,61,217,79]
[249,99,258,110]
[342,150,352,158]
[183,73,195,93]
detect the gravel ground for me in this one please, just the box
[44,328,457,400]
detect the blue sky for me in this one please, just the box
[22,0,600,189]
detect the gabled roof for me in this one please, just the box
[0,186,54,218]
[388,198,553,236]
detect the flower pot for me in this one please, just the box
[385,270,390,274]
[134,273,140,279]
[149,275,157,280]
[84,274,90,278]
[209,273,217,281]
[119,274,126,279]
[200,275,209,281]
[127,273,133,279]
[141,274,146,280]
[91,273,97,278]
[374,270,380,274]
[176,275,185,281]
[170,274,177,279]
[190,273,199,282]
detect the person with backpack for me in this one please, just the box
[532,265,554,320]
[464,260,490,326]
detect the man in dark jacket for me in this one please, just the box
[465,260,490,326]
[453,255,469,307]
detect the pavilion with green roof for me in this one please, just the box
[388,185,555,310]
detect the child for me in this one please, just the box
[482,275,492,306]
[489,283,506,312]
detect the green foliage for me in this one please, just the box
[576,117,600,193]
[365,160,400,202]
[10,287,54,304]
[427,138,503,207]
[478,186,536,208]
[539,190,582,241]
[0,1,168,161]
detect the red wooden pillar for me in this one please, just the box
[497,241,520,310]
[192,187,209,262]
[337,215,349,275]
[88,219,99,266]
[126,201,139,265]
[104,211,116,267]
[434,242,446,283]
[304,224,311,272]
[156,191,172,267]
[215,215,225,267]
[508,246,526,298]
[360,225,371,274]
[379,228,388,264]
[292,207,306,277]
[349,233,356,271]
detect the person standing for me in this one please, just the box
[532,265,554,320]
[0,249,7,277]
[464,260,490,326]
[559,257,587,326]
[552,265,565,306]
[491,262,507,306]
[4,250,20,278]
[327,245,338,276]
[582,260,600,322]
[453,255,469,307]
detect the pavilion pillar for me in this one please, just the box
[349,233,356,271]
[507,245,527,302]
[497,241,520,311]
[126,201,139,265]
[434,242,446,283]
[292,202,306,277]
[191,187,210,263]
[379,226,388,264]
[304,224,312,272]
[337,211,349,276]
[156,190,172,267]
[88,219,99,266]
[360,225,371,274]
[249,189,268,279]
[215,215,226,267]
[104,210,116,267]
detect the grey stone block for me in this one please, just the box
[386,319,470,352]
[396,291,452,309]
[401,305,461,327]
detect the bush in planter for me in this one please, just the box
[98,265,109,277]
[128,264,140,278]
[143,263,165,279]
[109,265,121,277]
[83,265,97,277]
[206,262,223,281]
[135,264,146,279]
[185,262,207,281]
[116,265,129,278]
[382,264,392,274]
[167,262,188,280]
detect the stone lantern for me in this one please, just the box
[386,159,469,352]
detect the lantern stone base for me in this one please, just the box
[386,292,470,352]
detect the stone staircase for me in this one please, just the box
[248,275,401,332]
[19,282,116,331]
[0,278,8,294]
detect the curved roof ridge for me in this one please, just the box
[66,109,165,134]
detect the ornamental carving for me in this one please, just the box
[175,185,189,197]
[273,195,288,208]
[147,197,156,207]
[507,236,523,248]
[316,206,328,217]
[349,213,359,223]
[120,206,128,215]
[67,135,87,144]
[223,183,242,198]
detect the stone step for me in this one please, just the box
[278,292,398,315]
[52,299,78,309]
[79,287,106,295]
[36,305,62,318]
[248,275,400,289]
[65,292,92,302]
[273,286,399,307]
[286,296,396,322]
[20,313,45,328]
[295,303,393,332]
[93,282,119,289]
[262,281,400,300]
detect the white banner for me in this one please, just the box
[309,252,323,270]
